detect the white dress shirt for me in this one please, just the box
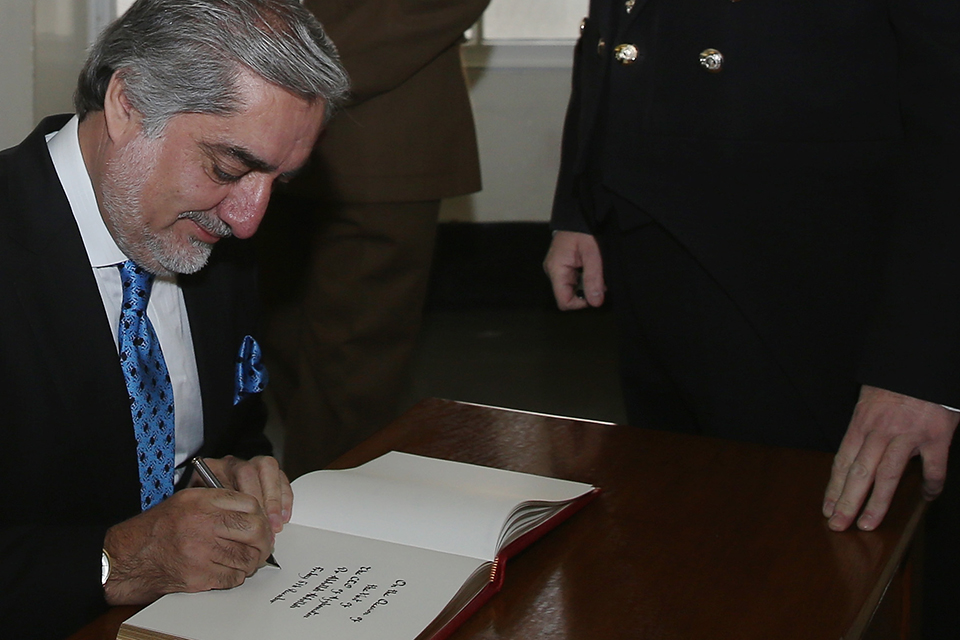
[47,116,204,481]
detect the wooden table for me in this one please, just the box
[69,398,925,640]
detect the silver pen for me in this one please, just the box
[190,456,281,568]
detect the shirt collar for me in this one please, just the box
[47,115,128,268]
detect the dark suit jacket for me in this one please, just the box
[552,0,960,439]
[0,116,272,639]
[289,0,488,202]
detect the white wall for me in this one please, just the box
[0,0,35,149]
[0,0,112,149]
[34,0,98,121]
[483,0,586,41]
[441,1,585,223]
[2,1,581,224]
[441,46,575,223]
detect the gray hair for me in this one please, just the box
[75,0,350,136]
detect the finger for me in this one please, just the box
[232,458,267,506]
[210,507,274,568]
[827,434,887,531]
[823,430,866,517]
[181,562,247,593]
[547,267,589,310]
[209,565,248,590]
[578,240,605,308]
[197,455,244,491]
[208,536,266,576]
[203,493,274,557]
[230,457,288,531]
[180,492,272,571]
[855,436,913,530]
[203,487,262,515]
[280,472,293,525]
[172,511,265,587]
[919,441,950,500]
[544,233,593,311]
[252,457,289,532]
[213,502,272,541]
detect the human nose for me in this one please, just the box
[219,176,273,239]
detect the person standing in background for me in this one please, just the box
[544,1,959,634]
[258,0,491,479]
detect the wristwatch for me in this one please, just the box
[101,549,112,585]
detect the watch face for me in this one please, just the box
[101,550,111,585]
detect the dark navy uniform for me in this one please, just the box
[551,0,960,633]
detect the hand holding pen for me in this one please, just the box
[103,458,288,604]
[191,456,284,568]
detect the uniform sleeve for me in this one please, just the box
[550,22,594,234]
[857,0,960,406]
[305,0,491,103]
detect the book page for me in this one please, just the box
[290,452,593,561]
[121,524,488,640]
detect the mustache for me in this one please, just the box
[177,211,233,240]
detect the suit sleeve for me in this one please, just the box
[551,21,594,234]
[0,526,109,640]
[305,0,491,103]
[857,0,960,407]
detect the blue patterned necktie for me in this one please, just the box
[117,260,176,510]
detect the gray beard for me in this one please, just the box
[100,134,227,276]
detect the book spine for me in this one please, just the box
[428,573,504,640]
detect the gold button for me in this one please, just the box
[597,38,606,55]
[614,43,639,65]
[625,0,636,13]
[699,48,724,72]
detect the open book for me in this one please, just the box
[117,451,599,640]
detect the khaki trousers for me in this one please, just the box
[258,195,440,478]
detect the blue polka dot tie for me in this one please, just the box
[117,260,175,511]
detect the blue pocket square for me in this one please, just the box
[234,335,269,405]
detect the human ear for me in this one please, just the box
[102,71,143,144]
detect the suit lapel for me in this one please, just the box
[4,117,141,516]
[181,266,234,452]
[7,118,130,415]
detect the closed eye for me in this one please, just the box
[212,165,245,184]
